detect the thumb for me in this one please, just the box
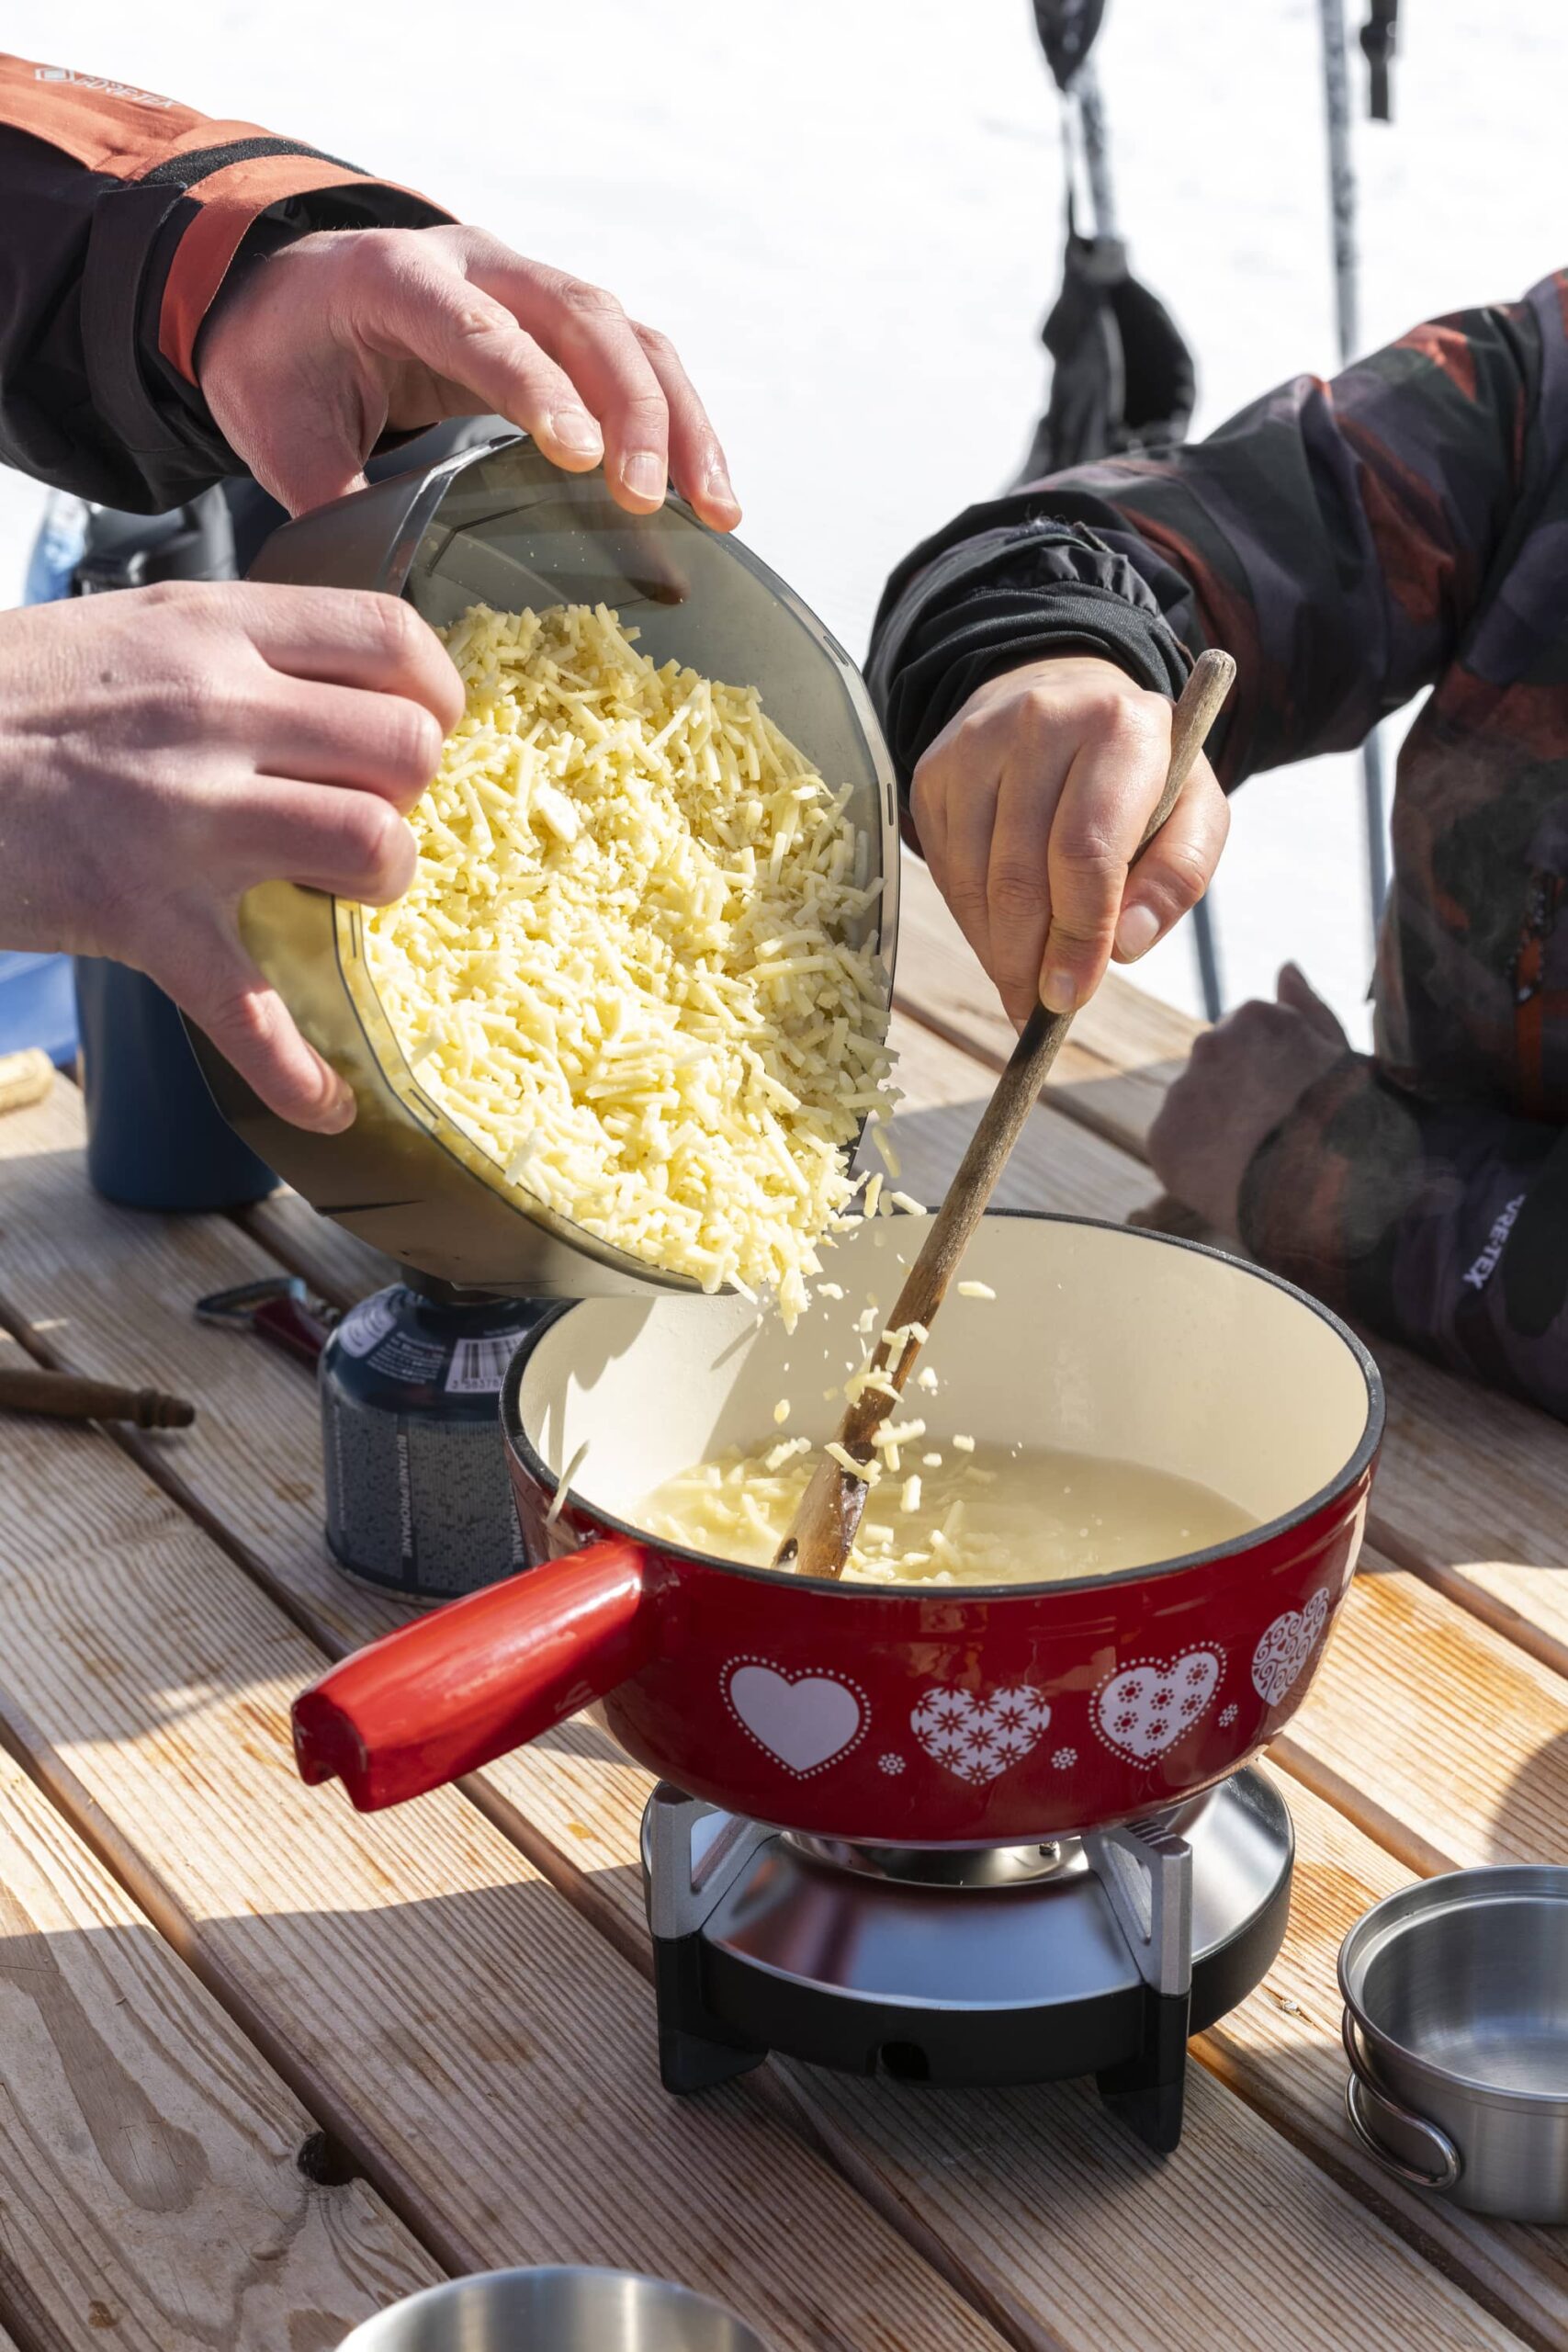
[152,917,357,1133]
[1276,961,1348,1047]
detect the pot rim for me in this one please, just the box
[1338,1865,1568,2112]
[335,2267,764,2350]
[501,1211,1385,1602]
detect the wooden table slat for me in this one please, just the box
[0,1737,442,2349]
[1278,1548,1568,1879]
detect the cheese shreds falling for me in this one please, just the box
[364,603,896,1320]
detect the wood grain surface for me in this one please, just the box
[0,1743,441,2350]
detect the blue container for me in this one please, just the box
[73,958,277,1211]
[0,949,78,1066]
[320,1286,552,1599]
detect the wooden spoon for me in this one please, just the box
[774,646,1236,1579]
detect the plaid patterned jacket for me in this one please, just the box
[867,276,1568,1419]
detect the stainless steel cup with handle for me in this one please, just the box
[1339,1866,1568,2222]
[337,2267,773,2352]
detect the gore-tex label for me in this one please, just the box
[34,65,175,107]
[334,1293,400,1358]
[1461,1193,1526,1292]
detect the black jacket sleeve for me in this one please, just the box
[868,295,1539,807]
[864,498,1191,803]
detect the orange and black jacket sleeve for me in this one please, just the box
[0,51,452,511]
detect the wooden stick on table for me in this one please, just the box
[0,1364,196,1430]
[775,647,1236,1579]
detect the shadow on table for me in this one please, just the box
[1489,1729,1568,1869]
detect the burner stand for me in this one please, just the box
[640,1771,1292,2154]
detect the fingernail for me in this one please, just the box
[550,409,602,458]
[704,457,739,514]
[621,450,665,501]
[313,1084,356,1135]
[1114,903,1161,962]
[1041,970,1079,1016]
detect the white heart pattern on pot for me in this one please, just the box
[1251,1588,1330,1706]
[1090,1648,1224,1764]
[724,1660,866,1776]
[910,1686,1052,1784]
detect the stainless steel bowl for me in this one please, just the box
[190,433,899,1299]
[1339,1866,1568,2221]
[337,2267,773,2351]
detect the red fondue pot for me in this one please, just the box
[293,1213,1382,1841]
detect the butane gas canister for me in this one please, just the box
[320,1283,549,1602]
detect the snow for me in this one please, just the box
[5,0,1562,1044]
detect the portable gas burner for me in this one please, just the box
[640,1771,1293,2153]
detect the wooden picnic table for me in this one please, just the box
[1,854,1566,2351]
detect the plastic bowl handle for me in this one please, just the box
[291,1538,651,1810]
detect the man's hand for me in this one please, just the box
[198,224,741,527]
[1147,965,1348,1238]
[0,582,462,1132]
[910,653,1228,1025]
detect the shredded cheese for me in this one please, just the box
[956,1281,997,1301]
[546,1439,591,1527]
[826,1442,878,1484]
[364,601,896,1320]
[870,1120,902,1179]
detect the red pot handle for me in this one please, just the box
[291,1538,652,1810]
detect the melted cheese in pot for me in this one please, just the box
[636,1439,1258,1586]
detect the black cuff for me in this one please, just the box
[865,515,1191,806]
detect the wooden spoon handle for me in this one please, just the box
[0,1365,196,1429]
[777,647,1235,1578]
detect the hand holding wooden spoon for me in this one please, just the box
[774,647,1237,1581]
